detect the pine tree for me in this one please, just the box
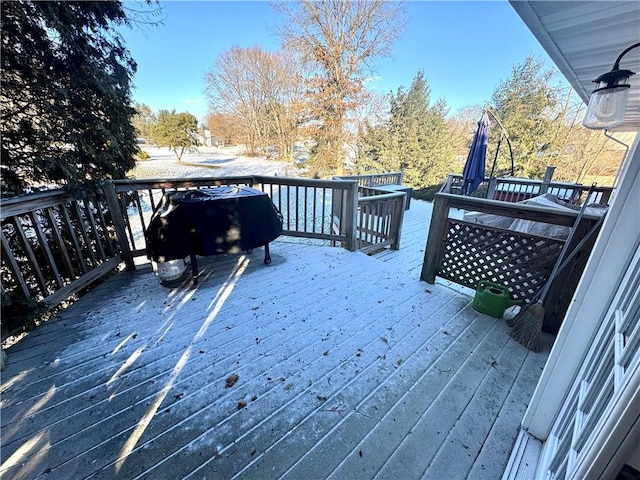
[1,1,152,195]
[152,111,199,162]
[489,56,560,178]
[356,70,456,190]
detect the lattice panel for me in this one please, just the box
[438,220,565,301]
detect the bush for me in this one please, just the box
[412,183,444,202]
[134,148,150,161]
[1,292,48,339]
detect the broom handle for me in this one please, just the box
[538,183,597,303]
[527,210,606,306]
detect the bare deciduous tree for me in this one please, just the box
[204,46,302,159]
[205,112,242,147]
[274,0,406,176]
[532,85,628,186]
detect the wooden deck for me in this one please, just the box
[0,200,552,479]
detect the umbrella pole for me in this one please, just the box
[489,133,502,179]
[485,108,515,176]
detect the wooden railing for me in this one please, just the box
[111,175,360,261]
[420,193,603,333]
[332,173,407,254]
[0,188,126,319]
[2,174,410,335]
[355,187,406,254]
[442,174,614,205]
[334,172,403,187]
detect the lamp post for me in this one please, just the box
[583,42,640,130]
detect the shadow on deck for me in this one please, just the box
[1,202,551,479]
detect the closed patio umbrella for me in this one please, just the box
[461,112,490,195]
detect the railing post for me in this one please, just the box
[390,195,405,250]
[103,182,135,271]
[540,165,556,194]
[420,194,450,284]
[441,175,453,194]
[600,187,613,205]
[486,177,498,200]
[342,181,359,251]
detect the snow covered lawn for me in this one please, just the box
[129,145,301,180]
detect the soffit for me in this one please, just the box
[510,1,640,132]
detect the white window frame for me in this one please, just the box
[536,245,640,479]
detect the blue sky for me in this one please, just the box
[120,1,553,124]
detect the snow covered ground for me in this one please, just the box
[128,145,301,180]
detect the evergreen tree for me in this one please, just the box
[489,56,560,178]
[132,103,157,141]
[152,110,199,162]
[355,121,394,173]
[1,1,151,196]
[356,70,455,189]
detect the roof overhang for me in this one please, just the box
[510,1,640,132]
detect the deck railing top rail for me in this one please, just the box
[442,173,614,205]
[0,189,81,219]
[334,172,403,187]
[434,193,601,226]
[112,175,348,192]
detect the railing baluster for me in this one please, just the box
[148,188,157,212]
[94,201,115,258]
[61,202,88,274]
[323,187,328,236]
[295,185,299,232]
[134,192,147,250]
[45,206,76,280]
[286,184,291,230]
[72,200,98,268]
[84,201,107,262]
[29,211,63,289]
[303,186,308,233]
[12,216,49,295]
[1,229,31,298]
[119,192,136,250]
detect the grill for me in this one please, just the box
[145,185,283,283]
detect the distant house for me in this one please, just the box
[196,128,215,147]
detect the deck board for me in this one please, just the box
[0,202,551,480]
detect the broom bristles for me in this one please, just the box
[505,299,537,327]
[505,305,526,328]
[510,302,544,352]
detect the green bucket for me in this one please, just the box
[472,281,521,318]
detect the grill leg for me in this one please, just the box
[264,243,271,265]
[190,253,199,284]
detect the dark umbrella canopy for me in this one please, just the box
[461,112,490,195]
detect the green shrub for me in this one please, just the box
[412,183,444,202]
[134,148,150,161]
[1,292,48,339]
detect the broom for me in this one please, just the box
[510,183,598,351]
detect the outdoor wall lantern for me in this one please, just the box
[583,42,640,129]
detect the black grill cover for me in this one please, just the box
[145,186,283,262]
